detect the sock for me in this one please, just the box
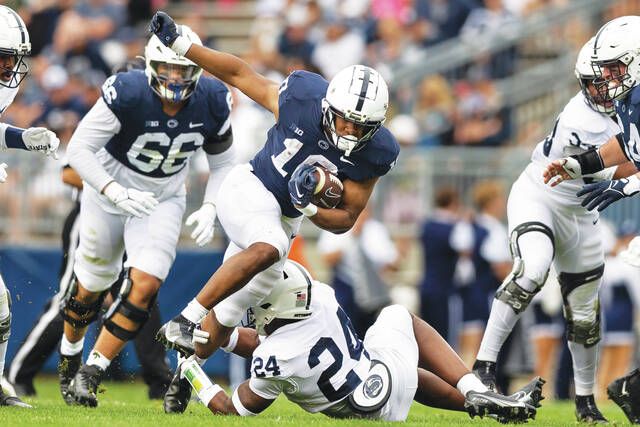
[181,298,209,324]
[568,341,598,396]
[457,373,489,396]
[0,341,6,376]
[476,299,521,362]
[60,335,84,356]
[87,350,111,371]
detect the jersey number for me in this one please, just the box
[271,137,338,177]
[253,355,281,378]
[543,117,560,157]
[127,132,204,174]
[307,307,365,402]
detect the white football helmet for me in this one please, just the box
[144,25,203,102]
[322,65,388,156]
[590,15,640,103]
[0,5,31,89]
[249,260,314,336]
[575,37,614,114]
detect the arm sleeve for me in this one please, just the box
[202,143,236,205]
[67,97,122,192]
[248,377,283,401]
[0,123,25,150]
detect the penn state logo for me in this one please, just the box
[318,140,329,150]
[167,119,179,128]
[363,374,383,398]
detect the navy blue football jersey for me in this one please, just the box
[250,71,400,217]
[615,85,640,168]
[100,70,231,177]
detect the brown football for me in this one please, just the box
[311,166,343,209]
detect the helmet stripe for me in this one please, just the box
[5,7,26,44]
[593,21,610,56]
[355,67,371,112]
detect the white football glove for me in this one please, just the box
[620,236,640,268]
[22,127,60,159]
[185,203,217,247]
[103,181,158,218]
[192,325,210,346]
[0,163,7,183]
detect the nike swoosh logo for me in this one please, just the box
[325,188,341,198]
[189,122,204,128]
[296,187,303,198]
[340,156,354,166]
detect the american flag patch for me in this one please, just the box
[295,291,307,307]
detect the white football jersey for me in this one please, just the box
[248,282,371,415]
[0,85,18,116]
[526,91,620,206]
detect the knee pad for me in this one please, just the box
[495,222,554,314]
[60,278,108,328]
[559,264,604,347]
[0,289,10,343]
[103,268,155,341]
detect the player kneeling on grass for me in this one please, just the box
[176,260,543,423]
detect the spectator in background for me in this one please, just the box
[277,3,315,67]
[36,65,88,127]
[418,186,472,344]
[311,17,365,79]
[412,0,476,47]
[598,221,640,399]
[318,205,398,337]
[459,180,510,366]
[413,74,455,146]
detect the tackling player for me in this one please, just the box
[473,37,637,423]
[0,4,60,407]
[58,26,235,407]
[177,260,542,423]
[148,11,400,405]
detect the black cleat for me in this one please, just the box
[12,382,36,397]
[465,390,536,423]
[510,376,546,408]
[163,364,192,413]
[156,315,197,357]
[69,364,104,408]
[608,369,640,424]
[58,353,81,405]
[575,394,608,424]
[472,360,498,392]
[0,388,32,408]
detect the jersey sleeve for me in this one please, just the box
[100,71,144,121]
[205,80,233,139]
[248,377,283,400]
[277,70,327,113]
[369,128,400,177]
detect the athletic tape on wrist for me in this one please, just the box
[297,203,318,217]
[172,36,192,57]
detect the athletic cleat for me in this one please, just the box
[465,390,536,424]
[510,376,546,408]
[69,364,104,408]
[163,364,192,413]
[156,315,197,357]
[608,369,640,424]
[0,388,32,408]
[472,360,498,392]
[575,394,608,424]
[58,353,81,405]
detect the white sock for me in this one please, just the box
[86,350,111,371]
[476,299,521,362]
[457,373,489,396]
[60,335,84,356]
[181,298,209,324]
[568,341,598,396]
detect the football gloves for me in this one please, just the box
[22,127,60,159]
[102,181,159,218]
[577,175,640,212]
[185,203,217,247]
[288,164,318,208]
[0,163,7,183]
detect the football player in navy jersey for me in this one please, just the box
[58,25,235,407]
[0,5,59,408]
[149,12,399,411]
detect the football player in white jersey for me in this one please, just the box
[472,37,637,423]
[0,5,60,408]
[58,26,236,407]
[176,260,541,423]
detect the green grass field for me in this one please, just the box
[1,377,633,426]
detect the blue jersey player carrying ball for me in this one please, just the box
[149,11,400,412]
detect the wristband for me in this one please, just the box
[4,126,26,149]
[221,327,239,353]
[232,388,257,416]
[171,35,193,57]
[570,149,604,175]
[296,203,318,217]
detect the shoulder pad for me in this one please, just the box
[279,70,328,102]
[101,70,146,113]
[199,77,232,122]
[559,93,609,134]
[367,127,400,174]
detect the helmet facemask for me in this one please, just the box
[0,50,28,89]
[591,58,634,104]
[148,60,201,103]
[322,99,383,157]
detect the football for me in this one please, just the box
[311,166,343,209]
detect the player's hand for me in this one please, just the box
[288,164,318,207]
[103,181,159,218]
[192,324,210,346]
[543,157,582,187]
[22,127,60,159]
[577,175,640,212]
[149,11,179,47]
[0,163,7,183]
[185,203,216,247]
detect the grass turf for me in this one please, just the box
[1,377,634,426]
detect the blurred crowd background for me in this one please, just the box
[2,0,640,397]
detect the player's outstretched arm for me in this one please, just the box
[149,12,280,118]
[0,123,60,158]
